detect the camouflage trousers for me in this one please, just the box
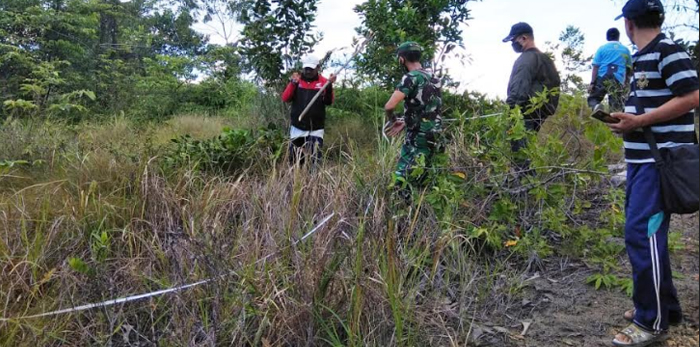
[394,128,441,184]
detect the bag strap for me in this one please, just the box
[631,77,665,166]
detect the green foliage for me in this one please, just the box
[2,99,38,117]
[239,0,321,85]
[130,55,197,118]
[199,45,245,81]
[91,229,111,263]
[617,277,634,297]
[353,0,474,88]
[668,231,685,254]
[0,3,696,344]
[586,273,618,291]
[548,26,592,94]
[68,257,91,275]
[0,159,31,176]
[0,84,675,346]
[165,125,285,174]
[586,273,633,297]
[385,87,627,261]
[0,0,208,118]
[1,60,96,119]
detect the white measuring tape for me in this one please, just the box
[382,121,392,142]
[443,112,505,122]
[382,112,504,141]
[0,213,335,322]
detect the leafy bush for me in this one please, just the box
[183,78,257,113]
[164,125,285,174]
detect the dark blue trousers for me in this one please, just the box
[625,163,682,332]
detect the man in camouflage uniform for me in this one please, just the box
[384,41,443,186]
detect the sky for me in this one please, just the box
[311,0,630,99]
[195,0,697,100]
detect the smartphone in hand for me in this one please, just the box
[591,110,621,124]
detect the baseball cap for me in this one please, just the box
[502,22,534,42]
[615,0,664,20]
[302,55,319,69]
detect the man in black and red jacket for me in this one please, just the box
[281,55,336,164]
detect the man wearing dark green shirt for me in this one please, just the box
[383,42,443,186]
[503,23,561,160]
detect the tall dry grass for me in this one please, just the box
[0,95,633,346]
[1,116,536,346]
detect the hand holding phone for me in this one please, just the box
[591,109,621,124]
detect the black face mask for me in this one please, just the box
[302,68,318,81]
[511,40,524,53]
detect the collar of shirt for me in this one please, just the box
[633,33,666,57]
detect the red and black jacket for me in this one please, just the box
[281,75,334,131]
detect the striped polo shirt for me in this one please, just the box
[623,33,699,164]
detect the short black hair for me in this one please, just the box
[607,28,620,41]
[519,32,534,41]
[399,50,422,63]
[632,12,664,29]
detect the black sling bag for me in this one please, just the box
[631,79,699,214]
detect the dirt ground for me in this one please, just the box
[472,213,699,347]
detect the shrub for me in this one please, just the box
[164,125,285,174]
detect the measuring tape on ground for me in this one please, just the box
[0,213,335,322]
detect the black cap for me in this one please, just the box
[502,22,533,42]
[615,0,664,20]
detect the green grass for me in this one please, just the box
[0,92,630,345]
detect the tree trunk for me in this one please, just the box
[99,0,119,48]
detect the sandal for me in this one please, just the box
[623,309,683,326]
[612,323,666,347]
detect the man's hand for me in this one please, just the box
[329,73,337,83]
[386,119,406,137]
[291,72,300,83]
[608,112,644,133]
[587,83,595,93]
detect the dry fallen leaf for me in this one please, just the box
[521,321,532,336]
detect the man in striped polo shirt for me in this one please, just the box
[608,0,699,345]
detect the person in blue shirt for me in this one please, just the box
[588,28,633,111]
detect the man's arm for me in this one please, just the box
[589,65,600,93]
[384,90,407,137]
[609,90,699,132]
[588,47,604,92]
[506,53,536,108]
[384,90,405,120]
[322,74,337,105]
[281,72,300,103]
[590,65,600,84]
[386,73,414,120]
[590,65,600,82]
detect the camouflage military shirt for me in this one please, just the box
[393,70,443,183]
[397,69,443,135]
